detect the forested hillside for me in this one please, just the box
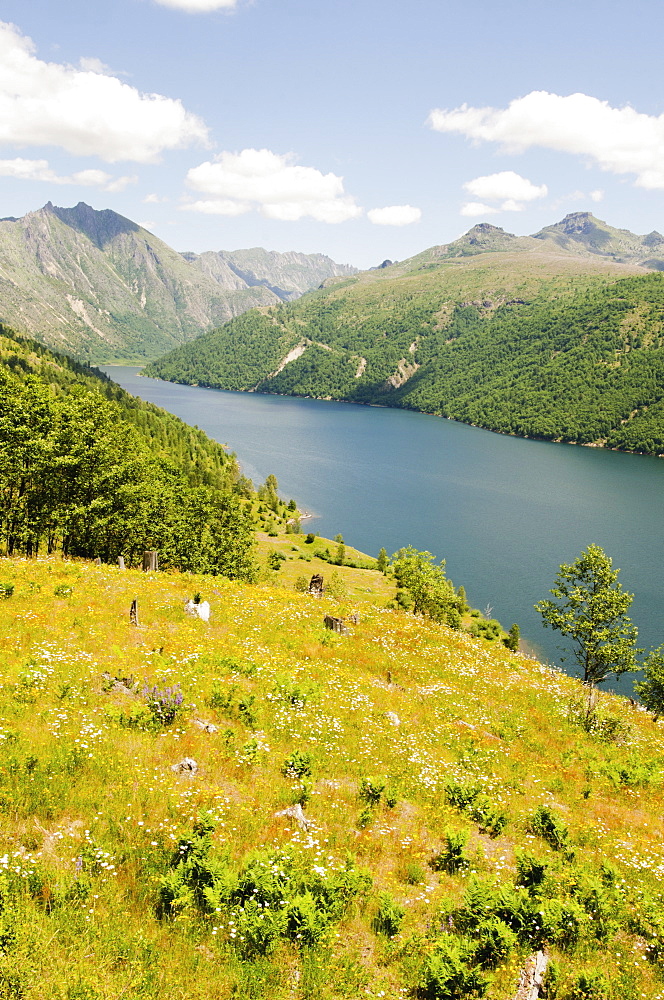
[146,224,664,454]
[0,325,256,576]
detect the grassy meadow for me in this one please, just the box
[0,554,662,999]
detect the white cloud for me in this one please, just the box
[184,148,362,223]
[0,157,136,191]
[143,192,169,203]
[460,201,499,217]
[154,0,238,10]
[102,174,138,193]
[78,57,113,75]
[0,21,208,162]
[367,205,421,226]
[463,170,547,204]
[429,91,664,190]
[590,189,605,202]
[184,198,251,216]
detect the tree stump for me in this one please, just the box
[142,550,158,572]
[130,598,139,626]
[94,557,101,566]
[308,573,324,597]
[324,615,348,635]
[514,951,548,1000]
[118,556,125,571]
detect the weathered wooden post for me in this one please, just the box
[118,556,125,571]
[130,598,139,626]
[324,615,348,635]
[142,550,158,572]
[94,557,101,566]
[308,573,324,597]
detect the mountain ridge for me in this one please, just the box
[0,201,356,362]
[145,212,664,455]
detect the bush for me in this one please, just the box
[0,583,14,599]
[430,829,470,874]
[472,917,517,968]
[566,971,609,1000]
[359,776,386,805]
[294,575,309,592]
[268,550,286,570]
[305,532,316,543]
[326,571,348,600]
[142,683,183,727]
[417,938,489,999]
[516,853,548,892]
[372,892,405,937]
[282,750,313,779]
[528,806,570,853]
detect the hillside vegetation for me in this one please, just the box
[146,218,664,455]
[0,555,662,998]
[0,325,258,576]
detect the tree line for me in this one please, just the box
[146,271,664,456]
[0,329,257,580]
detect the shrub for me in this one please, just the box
[472,917,517,968]
[54,584,73,597]
[285,891,329,946]
[417,938,489,999]
[0,583,14,599]
[268,550,286,570]
[403,861,427,885]
[566,971,609,999]
[142,683,183,727]
[282,750,313,779]
[516,853,549,893]
[305,532,316,544]
[359,776,386,805]
[471,798,509,838]
[326,571,348,600]
[528,805,570,853]
[294,575,309,592]
[372,892,405,937]
[430,829,470,874]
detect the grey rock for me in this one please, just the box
[274,803,312,830]
[171,757,198,775]
[192,720,218,733]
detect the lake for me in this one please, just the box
[103,366,664,693]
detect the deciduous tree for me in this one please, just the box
[535,544,638,687]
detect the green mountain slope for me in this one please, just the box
[0,323,264,575]
[0,203,355,363]
[146,215,664,453]
[534,212,664,269]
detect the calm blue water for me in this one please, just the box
[103,366,664,692]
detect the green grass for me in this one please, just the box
[0,555,662,998]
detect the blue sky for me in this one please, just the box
[1,0,663,267]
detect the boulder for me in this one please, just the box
[171,757,198,775]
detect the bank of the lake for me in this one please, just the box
[103,366,664,695]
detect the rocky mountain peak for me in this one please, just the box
[557,212,596,234]
[48,201,140,248]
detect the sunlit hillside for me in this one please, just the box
[0,555,662,999]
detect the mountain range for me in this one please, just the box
[0,202,356,362]
[145,212,664,455]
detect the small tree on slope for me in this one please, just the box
[535,544,639,687]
